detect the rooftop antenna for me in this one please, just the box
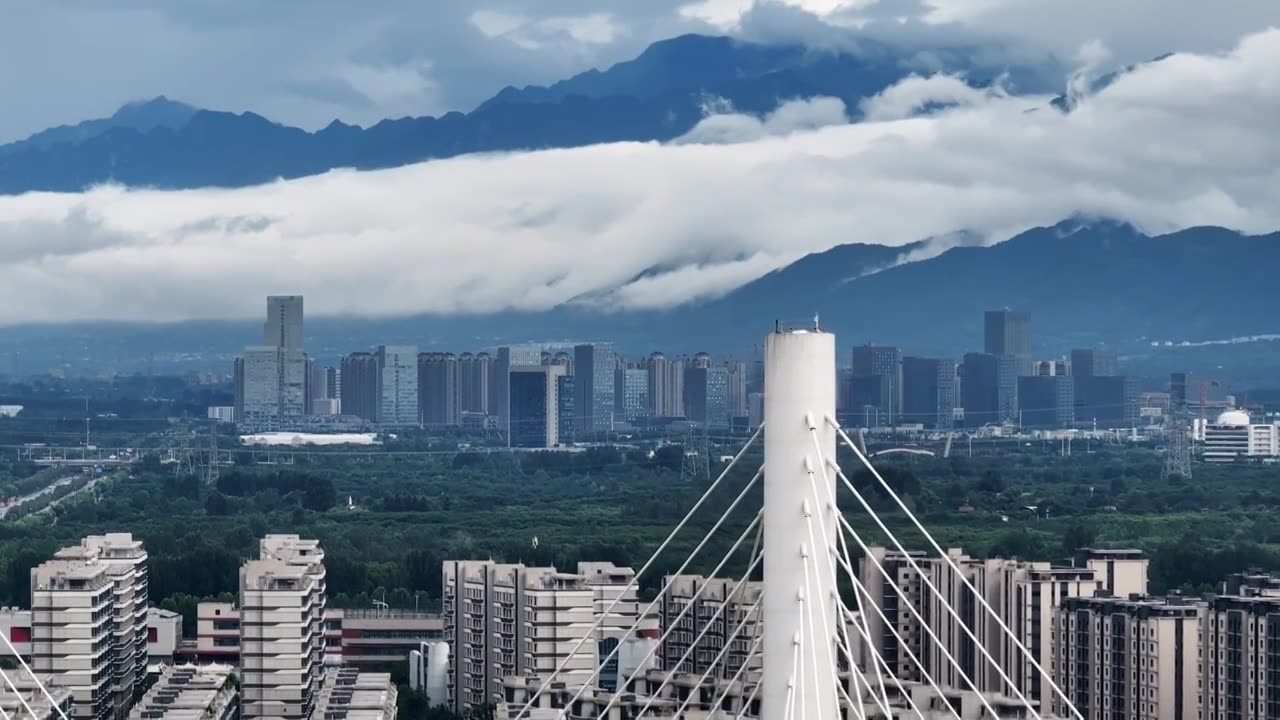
[774,319,781,334]
[813,313,820,331]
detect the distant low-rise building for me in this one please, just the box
[1197,410,1280,462]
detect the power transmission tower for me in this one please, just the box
[680,426,710,484]
[203,422,221,485]
[173,417,195,478]
[1163,414,1192,481]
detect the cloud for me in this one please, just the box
[675,96,850,144]
[858,73,1004,120]
[1,30,1279,323]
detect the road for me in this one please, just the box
[0,473,92,520]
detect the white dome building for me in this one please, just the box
[1202,409,1278,463]
[1216,409,1251,427]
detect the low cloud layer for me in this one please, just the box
[1,30,1279,324]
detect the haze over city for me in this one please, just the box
[0,2,1279,720]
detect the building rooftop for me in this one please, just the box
[31,559,112,591]
[1217,409,1251,427]
[128,664,237,720]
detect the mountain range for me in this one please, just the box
[0,34,1059,194]
[2,222,1276,384]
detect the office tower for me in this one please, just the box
[1070,348,1119,377]
[418,352,461,427]
[509,365,565,448]
[557,374,575,443]
[495,344,543,441]
[1055,595,1198,720]
[613,368,648,424]
[264,295,304,350]
[443,561,635,715]
[901,357,957,428]
[660,575,762,679]
[684,364,730,427]
[237,346,306,425]
[1169,372,1188,410]
[690,352,712,369]
[726,360,748,420]
[1038,359,1068,376]
[848,374,891,428]
[240,535,326,720]
[31,533,149,719]
[1018,375,1075,428]
[339,352,379,421]
[375,345,418,426]
[984,309,1031,357]
[303,356,315,415]
[574,343,617,435]
[1073,375,1140,427]
[961,352,1018,427]
[852,345,902,422]
[458,352,492,415]
[325,366,340,400]
[309,363,330,402]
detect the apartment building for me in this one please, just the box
[0,606,177,666]
[443,560,636,715]
[30,532,149,720]
[311,667,398,720]
[239,535,326,720]
[128,664,238,720]
[660,575,762,680]
[30,558,116,719]
[1054,594,1198,720]
[0,668,73,719]
[861,545,1147,711]
[1200,591,1280,720]
[858,547,928,681]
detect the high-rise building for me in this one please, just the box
[1170,372,1188,410]
[235,296,308,427]
[684,364,730,427]
[901,357,957,428]
[1039,359,1068,376]
[574,343,617,435]
[309,363,331,402]
[984,309,1032,357]
[495,345,543,442]
[509,365,565,448]
[31,533,149,719]
[726,360,748,420]
[961,352,1018,427]
[458,352,492,415]
[848,374,891,428]
[1070,348,1119,378]
[418,352,461,427]
[239,535,326,720]
[660,575,762,680]
[1054,595,1198,720]
[852,345,902,422]
[1018,375,1075,428]
[646,353,686,418]
[325,366,340,400]
[375,345,418,426]
[1074,375,1140,427]
[264,295,304,350]
[1200,588,1280,720]
[614,368,648,424]
[443,561,635,715]
[557,374,575,443]
[340,352,379,421]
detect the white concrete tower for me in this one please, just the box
[761,327,839,719]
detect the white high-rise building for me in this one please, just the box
[376,345,419,426]
[264,295,304,350]
[32,533,149,720]
[239,535,326,720]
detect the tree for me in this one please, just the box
[1060,521,1096,558]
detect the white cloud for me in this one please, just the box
[676,96,850,144]
[858,73,1005,121]
[1,30,1278,323]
